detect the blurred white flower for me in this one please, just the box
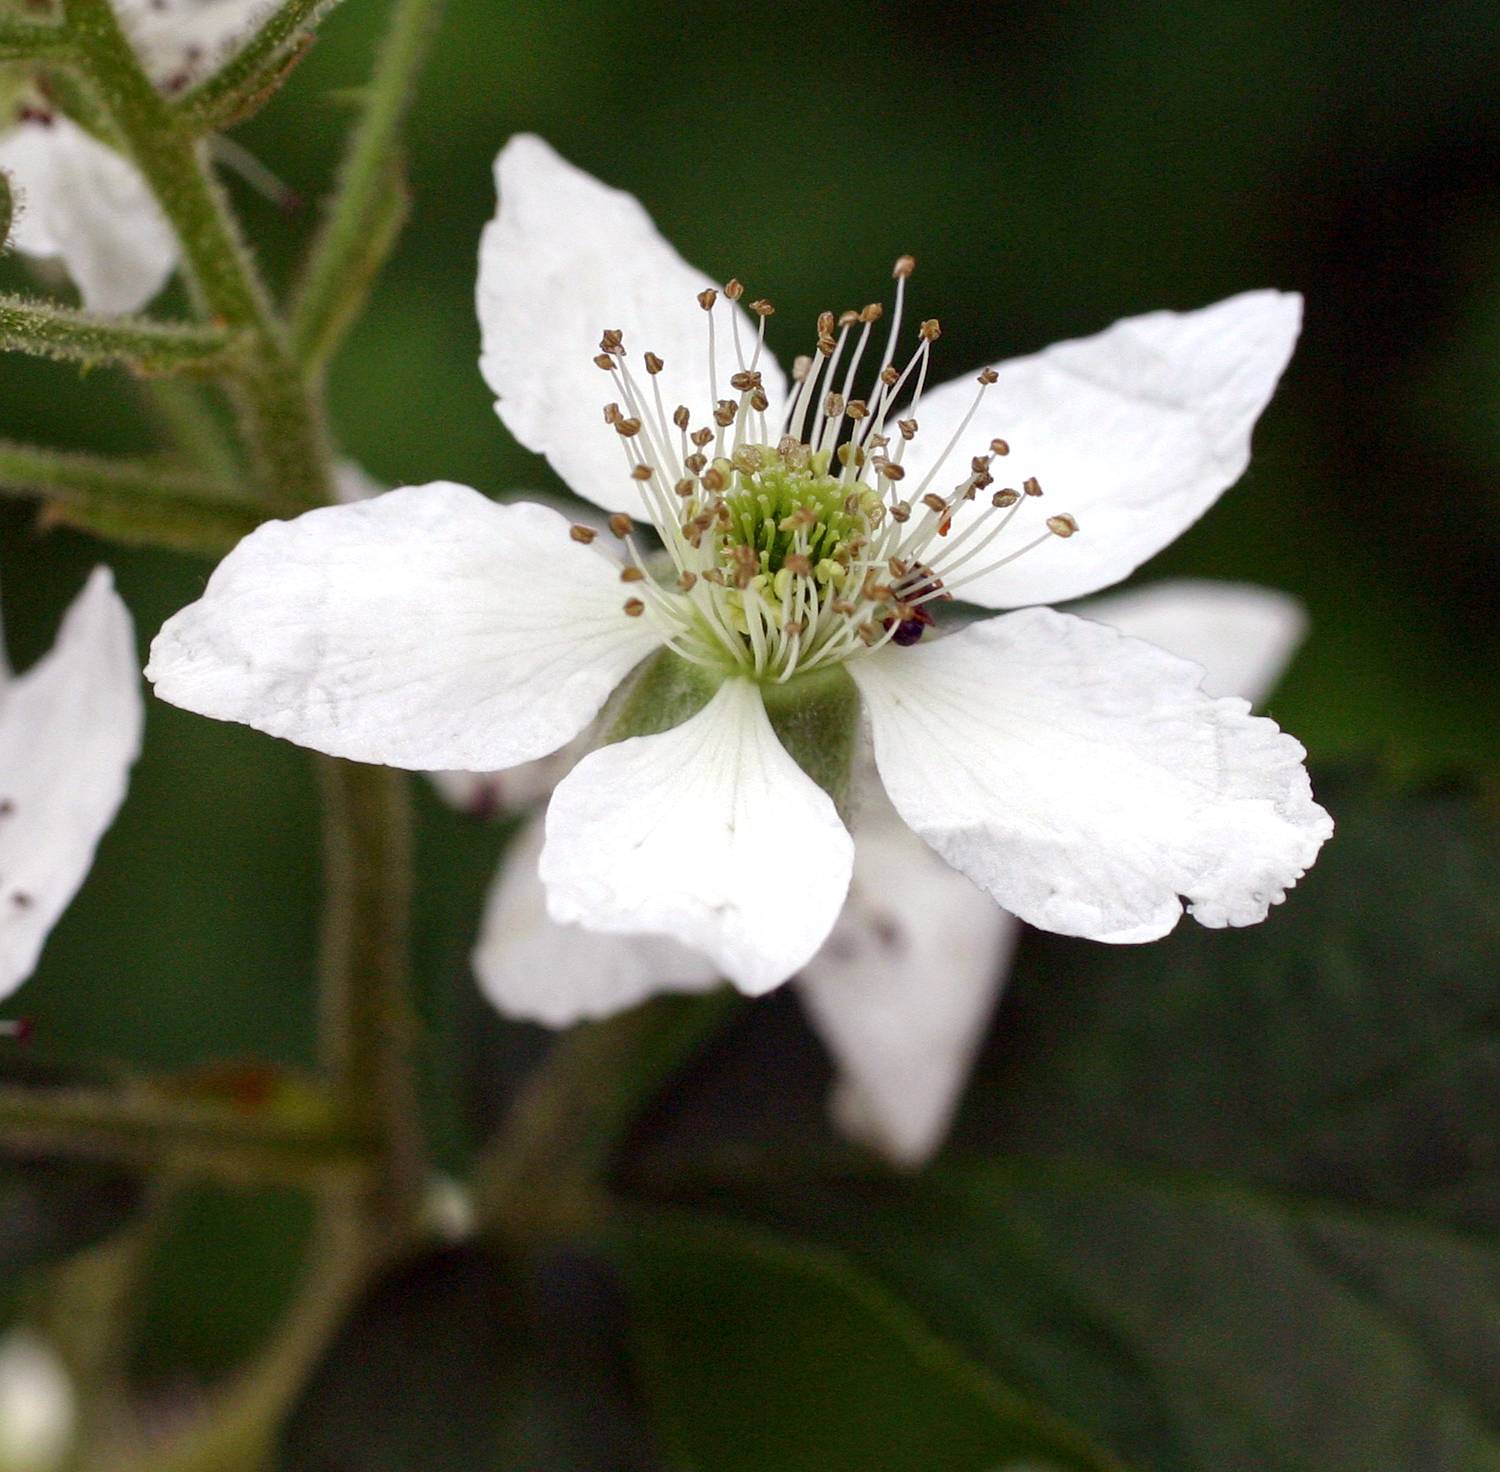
[0,0,269,314]
[0,1330,74,1472]
[1,567,142,1000]
[146,135,1330,1019]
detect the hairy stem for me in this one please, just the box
[290,0,444,372]
[0,296,243,373]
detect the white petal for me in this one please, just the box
[540,677,853,995]
[473,815,719,1027]
[0,118,178,315]
[1080,578,1307,705]
[902,291,1301,607]
[427,737,585,819]
[115,0,273,90]
[852,608,1332,944]
[477,134,786,516]
[146,484,661,770]
[797,797,1018,1167]
[0,1329,75,1472]
[0,568,142,998]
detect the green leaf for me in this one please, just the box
[279,1243,662,1471]
[609,1210,1126,1472]
[623,775,1500,1472]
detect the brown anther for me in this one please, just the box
[1047,513,1080,538]
[698,288,718,310]
[603,402,622,424]
[715,502,732,525]
[620,565,646,582]
[644,352,665,375]
[838,309,859,328]
[631,463,653,481]
[673,405,691,429]
[880,366,900,385]
[784,553,813,577]
[859,302,884,323]
[867,433,890,450]
[600,328,623,351]
[749,298,774,317]
[893,254,916,279]
[888,557,910,578]
[877,461,906,482]
[713,401,737,427]
[615,417,642,437]
[570,524,598,544]
[732,445,764,473]
[889,501,911,523]
[702,467,727,492]
[783,618,807,636]
[674,478,696,497]
[992,489,1020,508]
[921,493,948,514]
[690,428,714,448]
[593,353,614,370]
[724,278,744,300]
[831,597,856,615]
[623,597,645,617]
[817,310,835,336]
[730,369,762,391]
[817,334,837,356]
[685,452,707,473]
[897,418,917,440]
[702,568,726,585]
[1023,476,1043,497]
[971,471,994,493]
[676,571,698,591]
[990,438,1010,455]
[750,388,770,411]
[977,367,999,385]
[858,621,883,646]
[824,392,845,418]
[919,318,942,341]
[792,354,813,382]
[846,400,868,419]
[609,513,634,538]
[971,456,990,474]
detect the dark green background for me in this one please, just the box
[1,0,1498,1461]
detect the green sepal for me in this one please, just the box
[603,650,861,818]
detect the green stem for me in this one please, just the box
[0,439,259,506]
[0,20,72,61]
[0,1084,369,1188]
[60,0,332,507]
[472,991,738,1246]
[290,0,444,372]
[0,296,244,373]
[176,0,342,130]
[316,759,425,1247]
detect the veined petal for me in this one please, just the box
[1,568,142,998]
[477,134,787,516]
[902,291,1301,608]
[1080,578,1307,706]
[147,484,661,770]
[0,118,178,315]
[797,799,1018,1167]
[540,677,853,995]
[473,815,719,1027]
[852,608,1332,944]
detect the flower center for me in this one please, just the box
[576,259,1077,683]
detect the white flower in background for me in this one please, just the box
[146,134,1332,1012]
[473,578,1308,1164]
[1,567,142,1001]
[0,0,267,314]
[0,1328,75,1472]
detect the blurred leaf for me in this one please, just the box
[0,1061,144,1276]
[279,1242,660,1471]
[624,775,1500,1471]
[610,1210,1126,1472]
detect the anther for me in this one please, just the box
[897,418,917,440]
[879,366,900,385]
[713,402,737,427]
[644,352,665,375]
[698,288,718,310]
[702,466,727,492]
[724,278,744,300]
[673,405,690,429]
[623,598,645,616]
[730,369,762,391]
[817,311,836,336]
[600,328,623,352]
[685,452,707,473]
[631,464,653,481]
[824,392,845,418]
[621,565,645,582]
[690,428,713,448]
[977,367,998,385]
[784,553,813,577]
[1023,476,1043,497]
[859,303,884,323]
[792,354,813,381]
[919,319,942,341]
[992,489,1020,507]
[1047,513,1080,537]
[893,254,916,278]
[750,388,769,411]
[609,513,633,538]
[677,571,698,591]
[877,461,906,482]
[603,402,622,424]
[990,438,1009,456]
[921,493,947,513]
[749,298,774,317]
[838,310,859,328]
[615,417,642,437]
[846,400,868,419]
[593,353,613,370]
[890,501,911,522]
[674,478,696,497]
[570,524,598,544]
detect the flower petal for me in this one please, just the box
[1080,578,1307,705]
[147,483,661,770]
[115,0,272,90]
[851,608,1332,944]
[797,798,1018,1166]
[1,568,142,998]
[540,676,853,994]
[901,291,1301,608]
[477,134,786,515]
[0,118,178,315]
[473,815,720,1026]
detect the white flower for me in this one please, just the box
[146,134,1332,1005]
[0,1,267,315]
[0,1330,74,1472]
[473,578,1309,1164]
[1,566,142,1001]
